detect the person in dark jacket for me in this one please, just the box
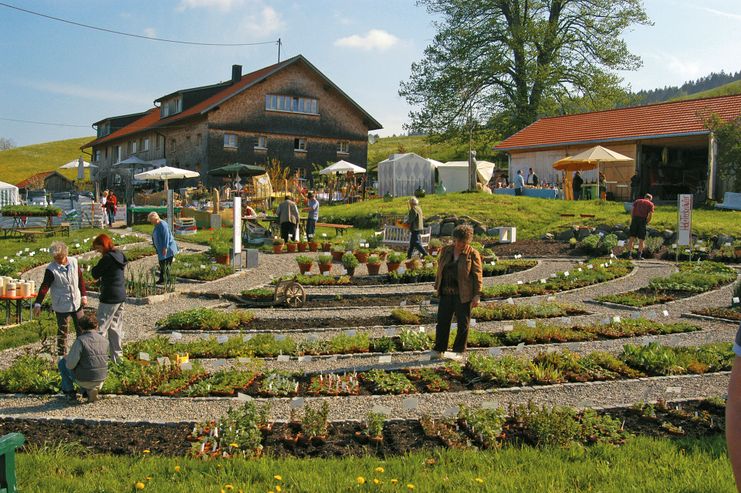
[33,241,87,356]
[572,171,584,200]
[403,197,428,259]
[58,312,108,403]
[91,234,127,362]
[105,191,118,226]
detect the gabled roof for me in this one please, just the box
[16,171,71,188]
[495,94,741,151]
[83,55,382,150]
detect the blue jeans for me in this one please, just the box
[107,209,115,225]
[306,218,317,239]
[58,357,76,393]
[407,230,428,259]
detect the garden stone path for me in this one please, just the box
[0,372,728,423]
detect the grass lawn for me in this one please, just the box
[16,435,734,492]
[320,193,741,240]
[0,136,94,185]
[0,228,115,259]
[0,313,55,351]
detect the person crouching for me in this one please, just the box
[58,312,109,403]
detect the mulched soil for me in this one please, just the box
[1,400,724,458]
[239,294,434,309]
[483,239,577,258]
[691,306,741,322]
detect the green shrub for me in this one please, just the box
[390,308,421,325]
[341,252,359,269]
[361,369,415,394]
[0,355,60,393]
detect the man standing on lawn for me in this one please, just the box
[403,197,428,259]
[514,170,525,196]
[626,193,654,260]
[148,212,178,284]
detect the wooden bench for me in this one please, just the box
[46,222,70,237]
[378,225,432,248]
[0,432,25,493]
[315,222,354,236]
[17,228,53,242]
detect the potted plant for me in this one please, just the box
[331,244,345,262]
[297,240,308,252]
[353,247,370,263]
[428,238,442,255]
[373,247,389,261]
[272,238,285,254]
[209,242,231,265]
[414,187,426,198]
[386,251,404,273]
[318,254,332,274]
[308,239,319,252]
[366,254,382,275]
[296,255,313,275]
[286,240,298,253]
[341,252,359,276]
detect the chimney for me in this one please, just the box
[231,64,242,83]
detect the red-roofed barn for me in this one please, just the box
[494,94,741,202]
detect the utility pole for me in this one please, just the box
[468,107,477,191]
[277,38,282,62]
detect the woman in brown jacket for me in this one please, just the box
[433,225,483,360]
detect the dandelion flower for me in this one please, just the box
[142,449,151,454]
[475,478,484,484]
[229,443,239,448]
[145,476,152,481]
[225,485,234,491]
[174,465,181,473]
[407,484,415,490]
[356,476,366,485]
[275,486,281,492]
[390,479,398,485]
[373,479,381,485]
[374,467,385,474]
[274,475,282,481]
[135,482,145,490]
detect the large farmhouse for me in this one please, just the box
[495,94,741,202]
[83,55,382,188]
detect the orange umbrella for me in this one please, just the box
[553,145,632,171]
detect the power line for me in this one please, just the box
[0,117,89,128]
[0,2,279,47]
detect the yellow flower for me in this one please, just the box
[229,443,239,448]
[407,484,415,490]
[134,482,145,490]
[475,477,484,484]
[374,467,385,474]
[274,475,283,481]
[275,486,282,492]
[373,478,381,485]
[142,450,151,454]
[357,476,366,485]
[225,485,234,491]
[145,476,152,481]
[391,479,398,485]
[174,465,181,473]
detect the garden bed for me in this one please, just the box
[155,304,588,332]
[238,290,433,308]
[0,398,725,458]
[595,261,737,307]
[690,306,741,322]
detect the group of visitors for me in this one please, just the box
[100,190,118,227]
[33,233,127,403]
[276,193,320,243]
[513,168,541,195]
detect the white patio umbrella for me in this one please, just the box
[319,160,366,175]
[114,156,151,167]
[60,157,97,180]
[134,166,200,192]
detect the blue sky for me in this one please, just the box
[1,0,741,147]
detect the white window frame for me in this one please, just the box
[130,140,138,154]
[143,138,150,152]
[255,135,268,149]
[294,138,307,152]
[265,94,319,115]
[114,146,121,163]
[94,150,101,162]
[224,133,238,149]
[337,141,350,154]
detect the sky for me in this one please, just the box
[1,0,741,148]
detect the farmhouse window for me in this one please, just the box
[94,150,101,162]
[143,138,150,151]
[337,141,349,154]
[130,141,138,153]
[160,96,182,118]
[224,134,238,149]
[256,135,268,149]
[265,94,318,115]
[114,146,121,163]
[294,138,307,151]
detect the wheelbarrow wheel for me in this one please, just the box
[283,281,306,308]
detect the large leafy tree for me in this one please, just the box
[706,114,741,195]
[400,0,651,137]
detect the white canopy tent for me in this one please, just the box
[0,180,19,207]
[319,160,366,175]
[377,153,437,197]
[436,160,496,193]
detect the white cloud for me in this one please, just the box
[334,29,399,51]
[143,27,157,38]
[663,54,704,80]
[177,0,243,12]
[22,81,151,106]
[241,6,285,37]
[700,7,741,21]
[333,11,353,26]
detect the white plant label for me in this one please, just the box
[181,362,193,371]
[618,240,625,247]
[550,273,557,278]
[277,355,291,362]
[217,335,229,344]
[577,268,583,272]
[540,278,547,284]
[214,359,227,367]
[517,280,523,285]
[290,397,305,409]
[516,342,526,350]
[237,357,251,364]
[666,387,682,394]
[547,296,556,302]
[170,331,183,340]
[403,397,419,410]
[298,355,312,363]
[138,352,150,361]
[470,319,477,327]
[345,329,356,337]
[501,324,514,332]
[733,297,740,304]
[156,357,170,366]
[418,326,426,333]
[276,334,286,341]
[506,298,515,305]
[563,271,569,277]
[587,265,594,270]
[526,320,536,328]
[400,301,407,306]
[243,334,253,341]
[612,316,621,323]
[384,328,398,337]
[378,355,392,364]
[488,348,502,357]
[443,406,459,418]
[236,393,252,402]
[662,310,670,317]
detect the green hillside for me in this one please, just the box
[0,136,94,185]
[672,80,741,101]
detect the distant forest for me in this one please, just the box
[632,70,741,104]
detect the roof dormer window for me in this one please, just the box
[160,96,183,118]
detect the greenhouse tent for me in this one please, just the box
[436,160,497,193]
[0,180,19,207]
[377,153,437,197]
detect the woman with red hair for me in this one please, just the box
[91,233,127,362]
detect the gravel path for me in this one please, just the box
[0,372,728,422]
